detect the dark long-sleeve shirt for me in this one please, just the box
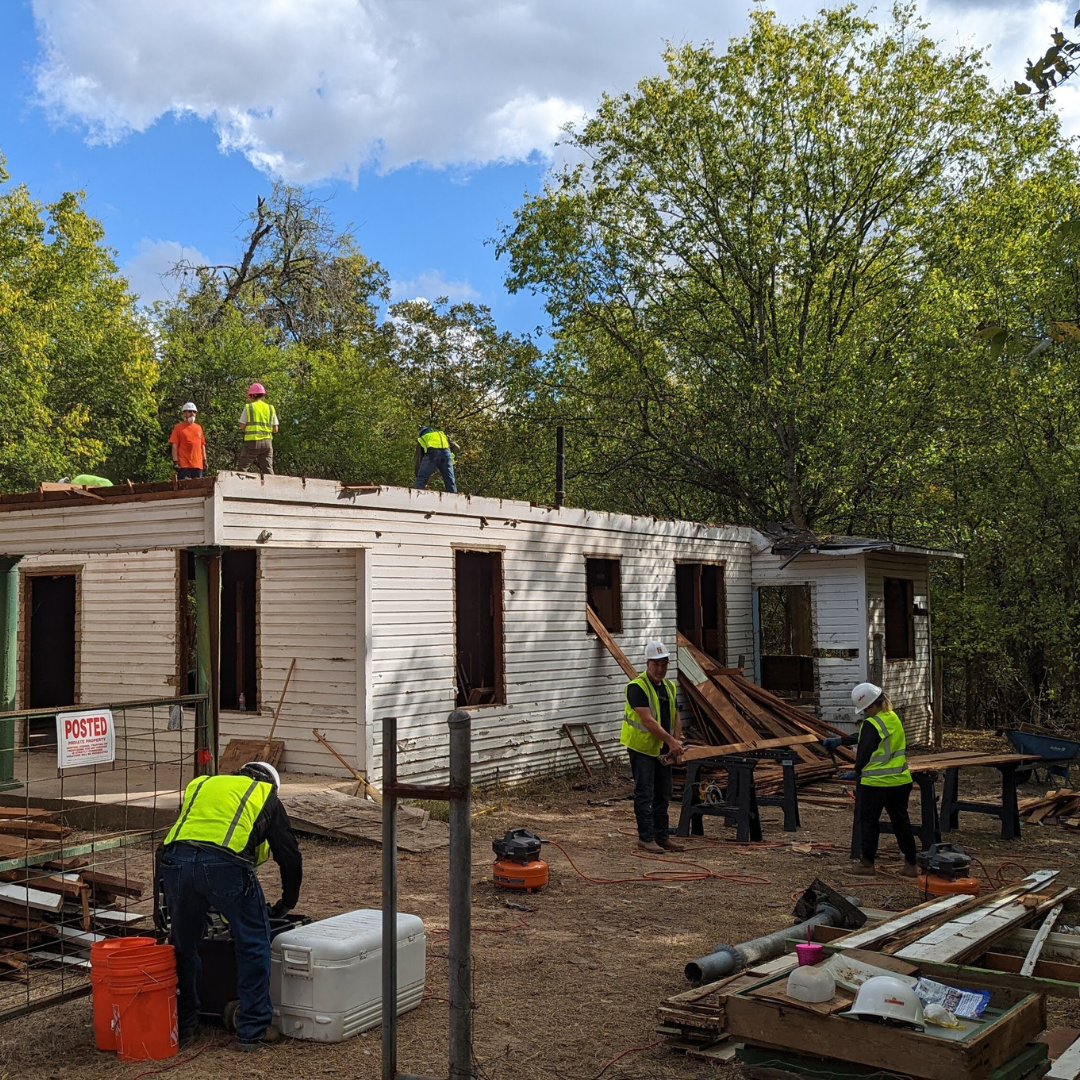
[250,793,303,909]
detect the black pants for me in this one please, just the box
[628,749,672,842]
[176,467,203,480]
[857,782,917,863]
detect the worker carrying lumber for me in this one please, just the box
[823,682,917,878]
[414,425,458,492]
[237,382,278,475]
[158,761,302,1051]
[169,402,207,479]
[622,640,686,853]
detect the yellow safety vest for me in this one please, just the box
[418,429,450,452]
[859,710,912,787]
[243,399,276,441]
[164,774,272,865]
[620,673,677,757]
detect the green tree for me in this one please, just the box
[498,6,1042,530]
[0,158,158,490]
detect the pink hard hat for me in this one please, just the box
[247,382,266,395]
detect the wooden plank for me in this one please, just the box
[0,821,70,840]
[715,675,820,765]
[217,738,285,775]
[674,733,821,762]
[676,669,760,745]
[1049,1035,1080,1080]
[79,871,145,899]
[0,883,62,913]
[1023,904,1066,977]
[836,893,973,951]
[587,606,637,679]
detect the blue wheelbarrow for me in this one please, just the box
[1003,729,1080,786]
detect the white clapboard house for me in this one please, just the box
[0,473,957,783]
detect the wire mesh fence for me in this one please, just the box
[0,694,205,1023]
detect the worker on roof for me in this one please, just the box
[823,683,917,878]
[237,382,278,476]
[414,425,458,493]
[159,761,302,1051]
[621,641,686,853]
[169,402,207,479]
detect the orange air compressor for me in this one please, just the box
[915,843,981,898]
[492,829,549,892]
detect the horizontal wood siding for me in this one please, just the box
[217,549,359,777]
[751,552,866,729]
[865,552,932,743]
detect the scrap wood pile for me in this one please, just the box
[673,633,852,795]
[1020,789,1080,829]
[0,809,147,984]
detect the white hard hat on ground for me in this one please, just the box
[644,641,670,662]
[851,682,883,711]
[181,402,198,413]
[241,761,281,789]
[847,975,923,1028]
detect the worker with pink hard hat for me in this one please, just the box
[238,382,278,476]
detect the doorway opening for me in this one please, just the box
[757,585,815,697]
[25,572,78,746]
[454,550,504,707]
[676,563,727,664]
[220,550,258,711]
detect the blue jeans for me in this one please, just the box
[158,843,273,1043]
[628,749,672,842]
[415,448,457,492]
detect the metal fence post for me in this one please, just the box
[447,708,472,1080]
[382,716,398,1080]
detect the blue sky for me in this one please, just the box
[1,0,1072,340]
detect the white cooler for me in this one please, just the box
[270,909,426,1042]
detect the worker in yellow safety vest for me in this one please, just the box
[159,761,302,1051]
[822,682,918,878]
[237,382,279,475]
[414,425,458,492]
[621,641,686,853]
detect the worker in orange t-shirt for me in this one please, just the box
[169,402,208,479]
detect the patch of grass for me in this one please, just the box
[403,798,450,822]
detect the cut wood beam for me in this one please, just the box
[0,883,63,913]
[1050,1035,1080,1080]
[836,893,973,951]
[674,733,821,762]
[1021,902,1065,977]
[586,607,637,679]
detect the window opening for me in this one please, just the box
[455,550,505,707]
[757,584,815,697]
[220,550,258,711]
[585,558,622,633]
[884,577,916,660]
[26,573,77,745]
[675,563,727,664]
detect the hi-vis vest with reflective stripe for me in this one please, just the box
[243,399,276,441]
[859,710,912,787]
[621,673,677,757]
[418,429,450,452]
[164,774,272,865]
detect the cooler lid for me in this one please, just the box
[271,909,424,962]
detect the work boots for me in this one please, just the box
[847,857,877,877]
[637,839,665,853]
[657,836,686,853]
[898,860,919,879]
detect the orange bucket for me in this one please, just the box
[108,944,179,1062]
[90,937,157,1051]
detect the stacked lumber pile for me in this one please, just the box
[1020,789,1080,829]
[675,634,852,792]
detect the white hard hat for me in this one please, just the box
[181,402,198,413]
[644,640,670,662]
[241,761,280,789]
[847,975,923,1028]
[852,682,883,711]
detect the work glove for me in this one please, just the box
[269,899,291,920]
[822,737,842,751]
[838,771,856,781]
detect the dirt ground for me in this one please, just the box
[1,733,1079,1080]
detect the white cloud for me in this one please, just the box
[390,271,480,305]
[30,0,1078,181]
[122,239,209,305]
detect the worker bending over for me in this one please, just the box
[238,382,278,475]
[823,683,918,878]
[414,425,458,492]
[159,761,302,1051]
[621,641,686,853]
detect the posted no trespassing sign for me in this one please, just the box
[55,709,115,769]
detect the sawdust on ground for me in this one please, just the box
[1,729,1078,1080]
